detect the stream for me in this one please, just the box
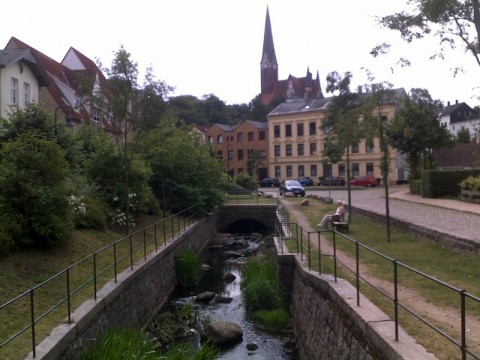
[163,232,299,359]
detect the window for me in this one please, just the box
[352,163,360,177]
[310,142,317,155]
[309,122,316,135]
[237,132,243,142]
[23,82,30,106]
[298,165,305,177]
[286,144,292,156]
[286,165,293,177]
[248,131,254,141]
[297,143,304,156]
[274,145,281,157]
[217,135,223,144]
[275,165,281,178]
[366,142,374,153]
[338,164,346,177]
[217,151,223,158]
[238,149,244,160]
[274,125,280,138]
[228,149,234,161]
[285,124,292,137]
[93,106,101,125]
[297,123,304,136]
[11,78,18,104]
[259,130,266,140]
[366,163,374,176]
[260,150,266,159]
[310,164,317,177]
[352,143,359,153]
[208,136,214,144]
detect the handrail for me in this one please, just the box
[0,205,201,359]
[275,205,480,360]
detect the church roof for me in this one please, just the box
[261,7,277,65]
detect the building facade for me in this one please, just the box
[206,120,269,180]
[438,101,480,140]
[267,91,407,184]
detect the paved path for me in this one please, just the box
[309,185,480,243]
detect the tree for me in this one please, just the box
[247,149,262,176]
[389,90,455,179]
[323,72,364,217]
[457,126,471,142]
[374,0,480,70]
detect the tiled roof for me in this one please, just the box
[269,97,331,116]
[245,120,268,129]
[0,48,48,87]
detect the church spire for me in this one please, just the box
[260,7,278,95]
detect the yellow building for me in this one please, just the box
[267,89,408,184]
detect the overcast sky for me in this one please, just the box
[3,0,480,107]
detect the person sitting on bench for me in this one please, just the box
[317,200,345,230]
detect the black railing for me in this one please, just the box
[0,205,201,359]
[274,206,480,360]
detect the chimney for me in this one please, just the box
[357,85,362,94]
[447,101,450,106]
[456,99,458,104]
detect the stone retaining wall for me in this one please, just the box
[28,214,217,360]
[274,239,437,360]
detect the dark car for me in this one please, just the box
[318,176,346,186]
[296,176,314,186]
[258,177,280,187]
[350,176,377,187]
[279,180,305,197]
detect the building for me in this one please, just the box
[4,37,115,132]
[260,7,323,106]
[206,120,269,180]
[267,88,408,184]
[0,48,48,119]
[437,101,480,140]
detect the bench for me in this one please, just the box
[331,212,349,233]
[225,189,253,198]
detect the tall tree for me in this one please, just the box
[323,72,364,218]
[457,126,472,143]
[373,0,480,71]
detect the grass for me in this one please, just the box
[282,197,480,359]
[175,249,202,288]
[0,213,187,360]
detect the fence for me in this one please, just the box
[275,204,480,360]
[0,205,201,359]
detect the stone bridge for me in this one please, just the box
[216,205,277,233]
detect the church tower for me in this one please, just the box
[260,7,278,95]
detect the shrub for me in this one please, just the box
[69,195,107,230]
[234,173,258,190]
[459,176,480,191]
[409,179,422,195]
[253,308,289,332]
[175,249,201,288]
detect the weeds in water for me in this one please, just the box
[149,304,197,344]
[253,308,289,332]
[78,328,159,360]
[175,249,201,288]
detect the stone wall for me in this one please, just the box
[274,239,437,360]
[216,205,276,232]
[28,214,217,360]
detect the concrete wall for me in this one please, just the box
[274,239,436,360]
[28,214,217,360]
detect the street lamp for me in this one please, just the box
[54,105,73,136]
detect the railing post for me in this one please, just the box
[308,231,311,271]
[30,289,36,358]
[93,253,97,300]
[393,260,399,341]
[163,219,167,245]
[129,235,133,270]
[143,229,147,260]
[461,289,467,360]
[300,225,303,261]
[114,242,118,282]
[154,223,158,251]
[333,231,338,282]
[66,268,71,324]
[355,241,360,306]
[317,230,321,274]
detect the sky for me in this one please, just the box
[3,0,480,107]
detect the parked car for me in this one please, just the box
[258,177,280,187]
[296,176,314,186]
[279,180,305,197]
[317,176,346,186]
[350,176,377,187]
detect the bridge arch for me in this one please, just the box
[216,205,277,233]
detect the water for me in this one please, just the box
[171,233,299,360]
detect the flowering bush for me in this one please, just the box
[110,193,138,228]
[459,176,480,191]
[68,195,86,215]
[68,194,106,230]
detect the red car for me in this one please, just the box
[350,176,377,187]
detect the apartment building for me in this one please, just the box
[267,90,408,184]
[206,120,269,180]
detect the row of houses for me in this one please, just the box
[0,37,115,132]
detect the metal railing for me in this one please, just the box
[0,205,201,359]
[274,205,480,360]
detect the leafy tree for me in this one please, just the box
[323,72,364,216]
[247,149,262,176]
[389,90,455,179]
[457,126,471,143]
[249,94,284,122]
[373,0,480,70]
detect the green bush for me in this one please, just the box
[175,249,201,288]
[459,176,480,191]
[422,169,480,198]
[69,195,107,230]
[234,173,258,190]
[409,179,422,195]
[253,308,289,332]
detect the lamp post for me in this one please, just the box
[54,105,73,136]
